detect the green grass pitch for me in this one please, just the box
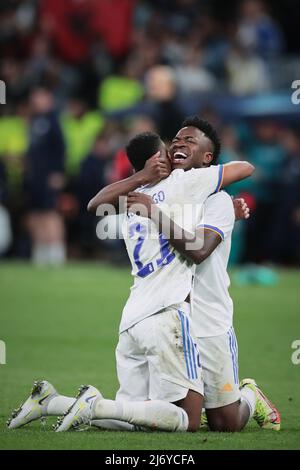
[0,262,299,450]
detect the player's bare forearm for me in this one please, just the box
[87,152,170,212]
[152,205,197,263]
[127,192,221,265]
[87,172,147,212]
[222,161,255,188]
[151,206,221,264]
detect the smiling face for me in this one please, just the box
[169,126,214,171]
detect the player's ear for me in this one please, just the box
[203,152,213,165]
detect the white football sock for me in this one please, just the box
[47,395,75,415]
[93,399,189,432]
[91,419,136,431]
[48,243,66,266]
[241,387,256,421]
[32,244,48,265]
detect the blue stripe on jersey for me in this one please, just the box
[196,224,224,240]
[214,164,224,193]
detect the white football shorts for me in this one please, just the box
[115,302,203,403]
[199,326,241,409]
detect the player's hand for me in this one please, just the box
[233,198,250,220]
[141,152,171,184]
[127,192,154,218]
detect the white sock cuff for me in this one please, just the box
[176,407,189,431]
[241,388,256,420]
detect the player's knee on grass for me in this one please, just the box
[206,401,245,432]
[175,389,203,433]
[187,415,202,432]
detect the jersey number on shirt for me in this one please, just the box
[129,223,175,277]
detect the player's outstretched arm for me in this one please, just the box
[87,173,146,212]
[221,161,255,188]
[154,212,222,265]
[87,152,170,212]
[127,192,221,265]
[127,192,251,264]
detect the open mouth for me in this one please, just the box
[172,151,188,163]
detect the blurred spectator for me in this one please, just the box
[246,120,285,202]
[268,127,300,264]
[174,47,217,95]
[77,130,112,213]
[220,125,256,199]
[110,148,133,184]
[0,159,12,256]
[24,87,66,265]
[0,102,28,191]
[110,115,157,182]
[98,59,144,112]
[25,34,80,105]
[243,120,285,263]
[200,13,230,79]
[40,0,135,63]
[60,97,104,177]
[0,160,8,206]
[73,132,109,256]
[227,44,270,95]
[1,59,30,105]
[0,0,36,60]
[237,0,284,60]
[219,126,252,265]
[145,65,184,142]
[72,126,122,257]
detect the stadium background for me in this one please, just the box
[0,0,299,450]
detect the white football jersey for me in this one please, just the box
[119,164,223,333]
[192,191,235,338]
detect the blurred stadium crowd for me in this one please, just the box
[0,0,299,266]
